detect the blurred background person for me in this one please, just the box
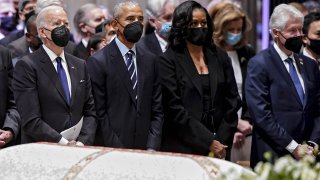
[213,3,255,163]
[73,3,106,60]
[95,19,116,44]
[137,0,178,56]
[0,0,16,40]
[16,0,36,30]
[8,13,42,66]
[0,0,36,46]
[301,12,320,64]
[87,31,107,56]
[159,0,240,159]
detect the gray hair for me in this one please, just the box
[73,3,100,35]
[113,1,140,19]
[35,0,64,14]
[269,4,304,31]
[36,5,64,31]
[146,0,178,18]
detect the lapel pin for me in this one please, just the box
[240,57,246,64]
[299,59,304,65]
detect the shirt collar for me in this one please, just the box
[273,43,294,62]
[42,44,66,63]
[115,36,136,57]
[81,39,88,48]
[303,47,316,60]
[154,31,168,52]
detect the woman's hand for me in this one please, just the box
[210,140,228,159]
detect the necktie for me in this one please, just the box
[56,57,70,105]
[286,57,304,103]
[125,50,137,98]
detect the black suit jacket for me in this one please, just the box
[87,39,163,150]
[0,45,20,146]
[246,46,320,167]
[159,46,241,155]
[235,45,256,120]
[0,30,24,46]
[137,32,163,56]
[74,41,89,60]
[13,46,96,145]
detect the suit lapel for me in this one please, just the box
[109,41,137,106]
[39,47,69,107]
[136,49,146,111]
[178,48,202,96]
[205,48,218,100]
[65,54,78,107]
[269,46,303,106]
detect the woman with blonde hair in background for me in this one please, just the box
[213,3,255,163]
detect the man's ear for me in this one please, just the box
[302,35,308,45]
[38,28,46,39]
[271,28,279,39]
[111,19,118,30]
[79,22,88,33]
[148,18,157,28]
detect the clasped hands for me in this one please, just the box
[0,129,13,147]
[209,140,228,159]
[292,141,319,160]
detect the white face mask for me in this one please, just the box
[225,32,242,46]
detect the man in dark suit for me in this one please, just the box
[137,0,177,56]
[246,4,320,168]
[0,45,20,148]
[13,5,96,145]
[87,1,163,150]
[73,3,106,60]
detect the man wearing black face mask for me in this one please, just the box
[302,12,320,67]
[12,5,97,146]
[246,4,320,168]
[87,1,163,151]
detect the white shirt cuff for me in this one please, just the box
[286,140,299,153]
[58,137,69,145]
[76,141,84,146]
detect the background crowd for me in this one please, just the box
[1,0,320,169]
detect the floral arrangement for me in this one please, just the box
[217,152,320,180]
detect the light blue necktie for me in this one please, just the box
[125,50,137,98]
[56,57,70,105]
[286,57,304,103]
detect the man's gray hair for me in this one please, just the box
[146,0,178,18]
[36,5,64,32]
[35,0,64,14]
[269,4,304,31]
[113,1,140,19]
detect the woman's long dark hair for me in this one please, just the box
[168,0,214,51]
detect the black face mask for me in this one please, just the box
[45,25,70,47]
[307,37,320,56]
[279,32,303,53]
[187,27,208,46]
[0,16,16,32]
[118,21,143,43]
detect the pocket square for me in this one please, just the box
[80,79,85,83]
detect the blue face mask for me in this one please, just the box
[225,32,242,46]
[158,22,172,39]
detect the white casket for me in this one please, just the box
[0,143,255,180]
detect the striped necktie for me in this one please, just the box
[125,50,137,98]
